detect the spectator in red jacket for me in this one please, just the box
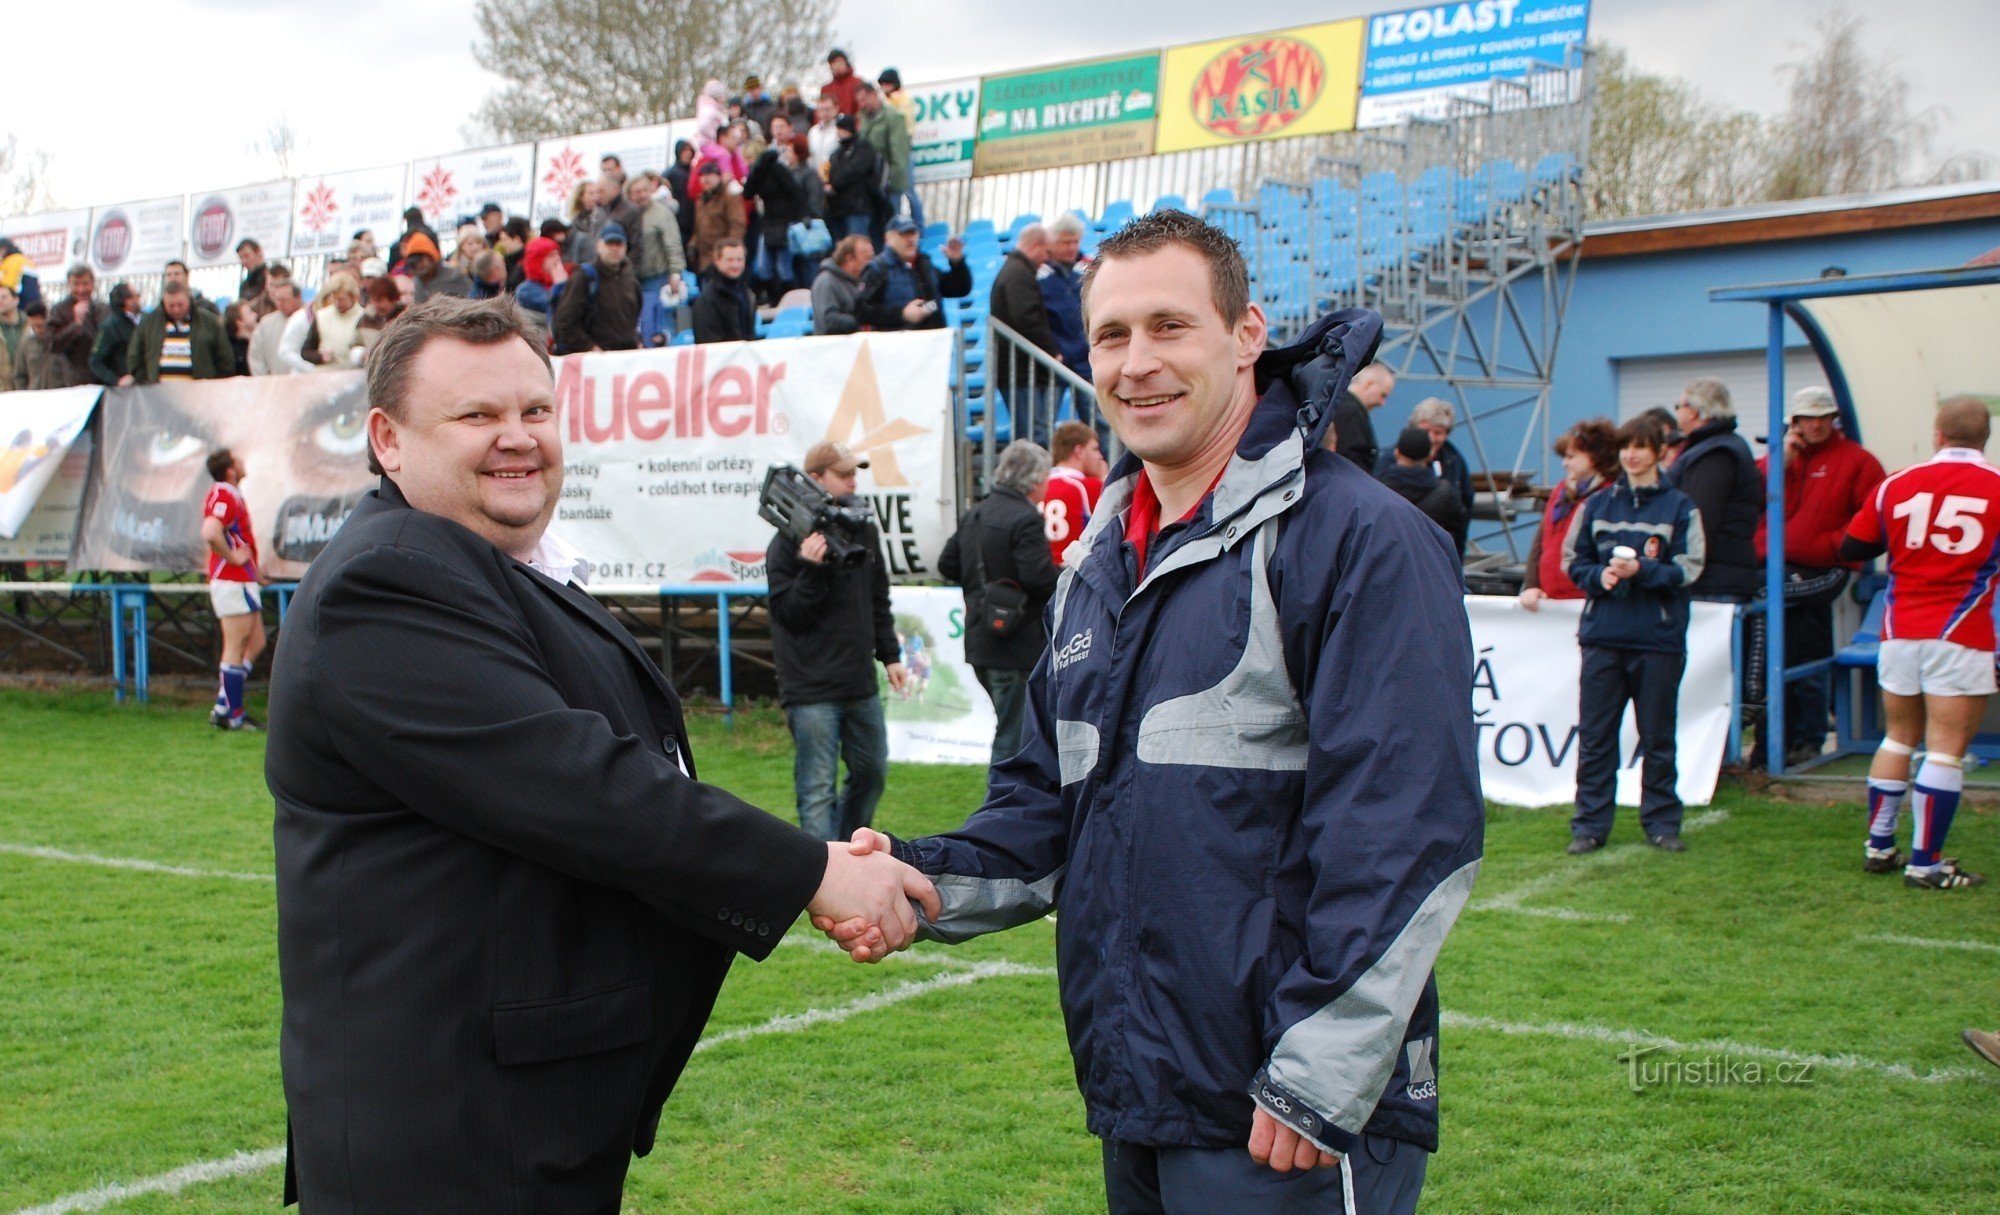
[1755,386,1887,765]
[822,48,863,117]
[1520,417,1618,609]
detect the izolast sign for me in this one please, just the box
[1370,0,1525,45]
[1189,36,1327,140]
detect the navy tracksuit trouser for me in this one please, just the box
[1572,644,1686,841]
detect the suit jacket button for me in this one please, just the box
[730,912,744,926]
[757,923,771,937]
[717,908,730,920]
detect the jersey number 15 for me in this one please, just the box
[1892,492,1989,555]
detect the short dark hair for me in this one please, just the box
[161,280,190,297]
[24,301,47,318]
[236,238,262,254]
[1081,209,1250,327]
[206,449,235,481]
[502,216,532,242]
[1615,415,1669,452]
[832,234,870,264]
[111,282,138,308]
[601,153,623,167]
[1555,417,1620,478]
[365,296,550,474]
[1051,420,1097,465]
[266,263,292,281]
[165,259,189,274]
[716,238,747,255]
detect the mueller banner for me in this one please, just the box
[73,374,373,577]
[87,197,186,277]
[1155,20,1366,153]
[290,165,408,258]
[0,210,92,279]
[909,77,982,184]
[412,142,538,229]
[185,181,294,269]
[550,331,955,585]
[973,52,1161,176]
[0,384,98,539]
[882,585,998,765]
[1466,595,1733,807]
[1359,0,1591,128]
[532,124,676,224]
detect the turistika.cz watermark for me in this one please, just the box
[1616,1045,1816,1092]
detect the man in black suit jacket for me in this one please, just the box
[265,295,936,1212]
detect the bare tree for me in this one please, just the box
[1585,44,1769,219]
[470,0,838,141]
[249,114,305,180]
[1763,10,1940,199]
[0,133,59,214]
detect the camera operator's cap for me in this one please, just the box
[1786,386,1839,421]
[885,216,921,235]
[805,441,870,475]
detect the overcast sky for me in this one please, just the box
[8,0,1996,212]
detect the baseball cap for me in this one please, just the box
[599,223,628,245]
[1786,386,1839,421]
[804,441,870,475]
[885,216,920,235]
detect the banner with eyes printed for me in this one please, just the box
[72,373,372,577]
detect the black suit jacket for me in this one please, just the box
[266,480,827,1212]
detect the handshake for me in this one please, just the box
[805,829,931,962]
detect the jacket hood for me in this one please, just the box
[1258,308,1384,452]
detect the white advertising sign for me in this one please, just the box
[910,77,981,184]
[532,125,676,223]
[0,209,92,278]
[0,384,98,539]
[411,142,538,228]
[1468,595,1734,807]
[0,432,90,562]
[552,331,955,585]
[883,585,999,765]
[88,197,186,276]
[186,181,294,268]
[290,164,408,258]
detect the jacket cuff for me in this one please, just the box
[1250,1068,1356,1157]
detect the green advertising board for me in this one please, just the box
[973,52,1161,176]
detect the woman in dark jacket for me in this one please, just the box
[824,116,881,239]
[745,138,812,303]
[1520,417,1618,609]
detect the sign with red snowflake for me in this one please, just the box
[288,165,408,258]
[409,142,536,228]
[529,124,675,223]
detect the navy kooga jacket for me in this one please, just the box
[1564,475,1706,653]
[890,311,1484,1156]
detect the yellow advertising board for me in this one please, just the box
[1155,20,1366,154]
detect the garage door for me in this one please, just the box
[1615,347,1830,438]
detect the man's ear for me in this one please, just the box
[367,407,402,475]
[1236,303,1269,368]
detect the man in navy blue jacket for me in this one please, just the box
[1563,415,1707,854]
[821,212,1483,1214]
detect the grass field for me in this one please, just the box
[2,686,1997,1214]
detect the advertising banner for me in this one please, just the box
[290,164,408,258]
[1156,20,1365,154]
[411,142,537,229]
[909,77,982,184]
[73,374,373,577]
[1467,596,1733,808]
[0,385,98,539]
[0,431,89,562]
[72,332,956,586]
[186,181,294,268]
[532,124,676,223]
[882,585,998,765]
[88,197,186,276]
[1359,0,1591,128]
[973,53,1161,177]
[0,210,92,279]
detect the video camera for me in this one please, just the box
[758,464,875,568]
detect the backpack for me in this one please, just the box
[550,264,600,355]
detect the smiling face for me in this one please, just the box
[1085,244,1266,471]
[368,335,561,560]
[1620,440,1661,480]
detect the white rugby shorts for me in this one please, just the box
[1877,638,1997,698]
[209,579,261,619]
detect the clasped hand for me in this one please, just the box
[806,832,939,962]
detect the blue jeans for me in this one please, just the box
[638,273,675,347]
[895,187,926,230]
[975,666,1029,766]
[835,213,871,239]
[785,695,888,841]
[1104,1134,1428,1214]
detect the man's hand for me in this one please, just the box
[1782,427,1806,464]
[228,544,254,568]
[1248,1107,1338,1173]
[900,300,929,325]
[1518,587,1545,612]
[116,374,134,387]
[806,842,940,962]
[944,237,964,260]
[885,662,910,694]
[1600,567,1621,591]
[800,533,829,564]
[811,829,901,949]
[1608,555,1640,580]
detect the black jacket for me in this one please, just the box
[1377,463,1468,548]
[1328,389,1377,472]
[937,485,1062,670]
[766,520,901,706]
[691,269,756,344]
[745,149,810,247]
[825,137,882,221]
[989,251,1062,394]
[266,479,827,1211]
[857,249,971,331]
[1665,416,1763,599]
[90,308,141,384]
[553,256,643,354]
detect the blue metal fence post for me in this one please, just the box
[111,585,152,703]
[715,590,735,726]
[1765,303,1787,775]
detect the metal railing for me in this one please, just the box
[975,317,1104,475]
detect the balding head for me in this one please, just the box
[1350,363,1396,408]
[1015,224,1049,266]
[1935,395,1992,451]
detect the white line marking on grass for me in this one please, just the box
[1442,1011,1994,1084]
[1860,933,2000,956]
[0,843,271,883]
[1470,809,1731,924]
[694,960,1056,1054]
[11,1147,285,1215]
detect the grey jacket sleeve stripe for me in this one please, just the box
[1259,858,1481,1147]
[915,868,1065,944]
[1675,504,1707,586]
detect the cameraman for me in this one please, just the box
[766,441,908,841]
[939,441,1060,764]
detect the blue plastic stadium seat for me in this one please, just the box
[1006,213,1041,237]
[1152,194,1187,214]
[922,221,950,242]
[965,392,1013,446]
[1202,187,1235,207]
[1097,199,1136,231]
[961,218,998,242]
